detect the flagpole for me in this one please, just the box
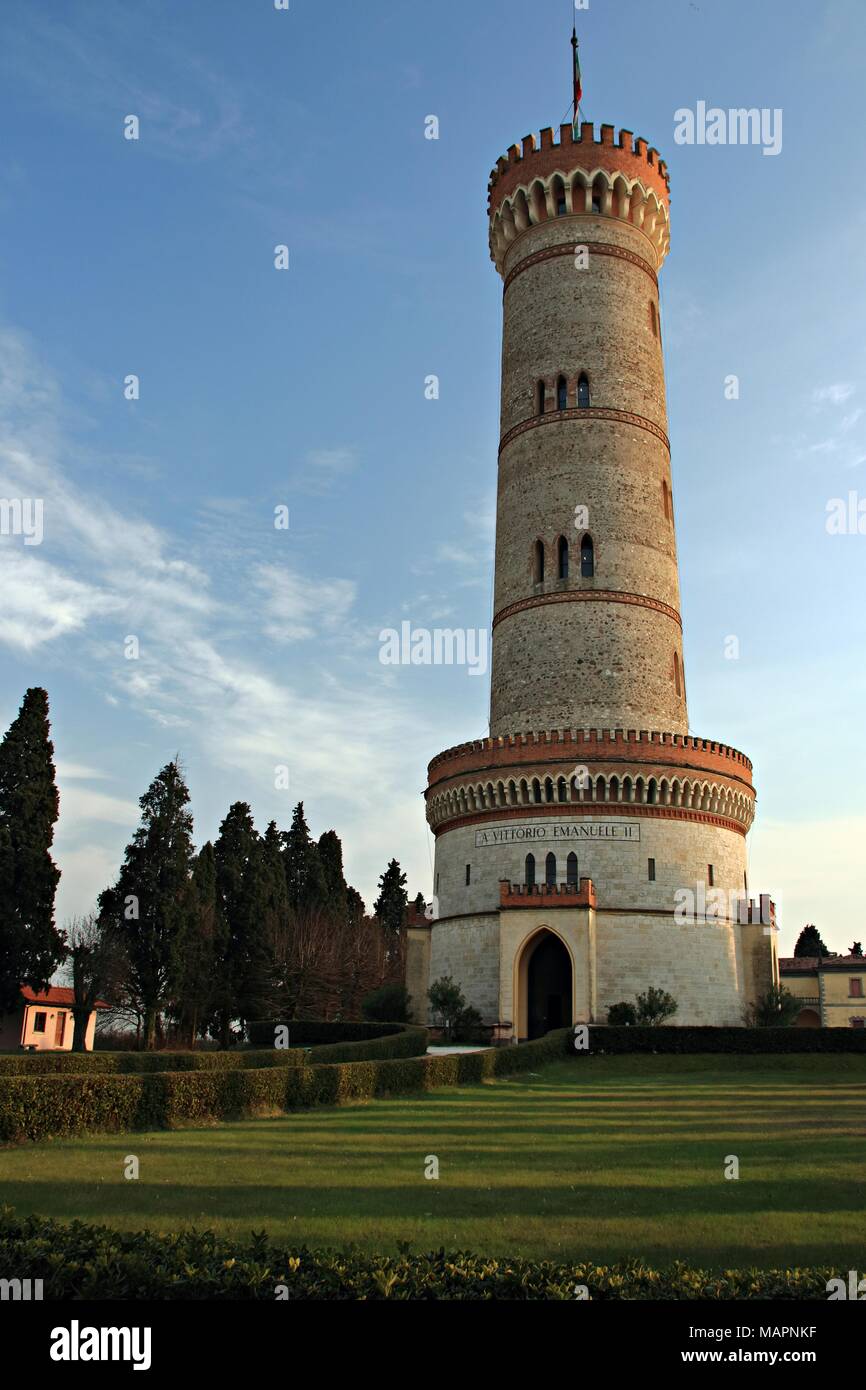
[571,22,581,132]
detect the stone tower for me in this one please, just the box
[412,112,778,1038]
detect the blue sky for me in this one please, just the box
[0,0,864,954]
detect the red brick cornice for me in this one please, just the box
[503,240,658,294]
[499,406,670,456]
[427,728,754,784]
[492,588,682,632]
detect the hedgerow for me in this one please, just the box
[0,1024,428,1074]
[0,1029,572,1143]
[586,1026,866,1054]
[0,1210,835,1300]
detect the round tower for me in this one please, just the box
[415,106,778,1038]
[489,122,683,737]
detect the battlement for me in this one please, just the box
[500,877,597,910]
[487,123,671,273]
[428,728,753,777]
[489,124,670,206]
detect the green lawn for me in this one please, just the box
[2,1054,864,1268]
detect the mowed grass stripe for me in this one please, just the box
[1,1055,863,1267]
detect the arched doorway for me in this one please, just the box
[522,930,573,1039]
[794,1008,820,1029]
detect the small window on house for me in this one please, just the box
[708,864,714,887]
[525,853,536,889]
[558,536,569,579]
[580,533,594,578]
[545,852,557,887]
[851,1017,865,1029]
[850,979,863,998]
[33,1011,47,1033]
[534,538,545,584]
[567,852,578,887]
[465,864,471,886]
[577,373,590,408]
[648,858,656,882]
[537,380,546,416]
[557,375,568,411]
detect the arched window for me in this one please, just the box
[557,777,568,803]
[580,533,594,578]
[525,853,536,889]
[533,538,545,584]
[577,373,590,408]
[545,852,557,887]
[558,535,569,579]
[537,380,546,416]
[555,183,567,216]
[556,375,568,411]
[673,651,682,696]
[567,852,578,888]
[544,777,555,803]
[650,300,659,338]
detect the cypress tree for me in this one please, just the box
[0,688,64,1012]
[283,802,327,912]
[793,924,833,959]
[98,761,197,1049]
[374,859,408,945]
[317,829,348,920]
[173,842,218,1047]
[213,803,274,1042]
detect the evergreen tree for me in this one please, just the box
[317,829,348,919]
[793,924,832,958]
[98,761,197,1049]
[374,859,408,944]
[0,688,65,1012]
[173,842,218,1047]
[213,803,274,1042]
[849,942,863,958]
[283,802,327,912]
[346,886,366,930]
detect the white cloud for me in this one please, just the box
[813,382,855,406]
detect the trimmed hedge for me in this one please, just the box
[0,1029,573,1144]
[0,1209,836,1300]
[0,1025,428,1074]
[0,1049,308,1076]
[587,1026,866,1054]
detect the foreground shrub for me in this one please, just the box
[0,1209,835,1300]
[245,1020,408,1047]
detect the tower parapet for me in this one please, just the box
[488,122,671,272]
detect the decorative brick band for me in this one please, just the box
[430,803,749,840]
[492,588,682,632]
[503,240,658,295]
[499,406,670,457]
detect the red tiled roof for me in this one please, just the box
[20,986,109,1009]
[779,955,866,972]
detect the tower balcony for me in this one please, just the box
[500,878,597,909]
